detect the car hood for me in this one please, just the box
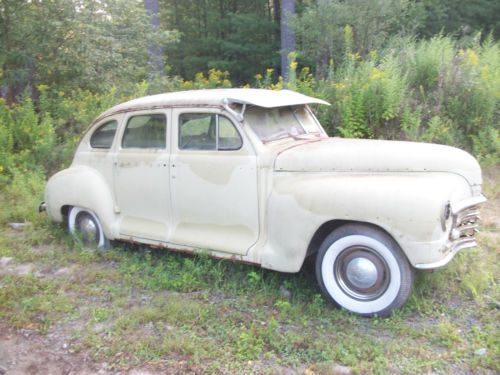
[274,138,482,186]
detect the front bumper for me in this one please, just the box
[415,194,487,270]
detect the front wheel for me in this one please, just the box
[68,207,109,249]
[315,224,413,317]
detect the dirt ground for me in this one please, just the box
[0,291,162,375]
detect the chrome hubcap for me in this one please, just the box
[334,246,390,301]
[346,257,378,289]
[76,213,98,246]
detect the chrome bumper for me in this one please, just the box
[38,202,46,213]
[415,194,487,270]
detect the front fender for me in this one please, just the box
[45,166,117,239]
[260,172,472,272]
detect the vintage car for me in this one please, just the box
[41,88,486,317]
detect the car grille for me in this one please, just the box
[449,196,485,251]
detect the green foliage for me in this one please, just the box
[0,168,46,225]
[235,324,265,360]
[178,69,232,90]
[159,0,279,83]
[293,34,500,164]
[0,0,178,100]
[292,0,424,76]
[418,0,500,39]
[0,93,56,188]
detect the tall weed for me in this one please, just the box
[302,33,499,164]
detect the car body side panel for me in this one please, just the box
[258,171,472,273]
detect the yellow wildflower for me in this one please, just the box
[180,80,194,90]
[290,61,298,71]
[351,52,362,61]
[466,50,479,66]
[0,165,3,173]
[271,76,283,90]
[194,72,205,81]
[370,67,384,81]
[266,68,274,75]
[254,73,263,81]
[480,66,489,81]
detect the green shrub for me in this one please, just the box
[0,169,46,225]
[295,33,499,164]
[0,95,55,180]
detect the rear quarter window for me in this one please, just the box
[90,120,118,149]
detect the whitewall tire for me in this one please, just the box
[68,207,109,249]
[315,224,413,317]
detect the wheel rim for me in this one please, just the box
[334,246,390,301]
[75,212,99,247]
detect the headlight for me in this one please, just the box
[471,184,482,196]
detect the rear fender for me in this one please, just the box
[45,166,117,238]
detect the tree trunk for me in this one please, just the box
[273,0,281,45]
[144,0,164,79]
[280,0,295,83]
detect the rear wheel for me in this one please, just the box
[315,224,413,317]
[68,207,109,249]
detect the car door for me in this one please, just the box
[113,109,171,242]
[169,108,259,255]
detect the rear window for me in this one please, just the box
[90,120,118,149]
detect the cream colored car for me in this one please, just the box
[42,89,486,317]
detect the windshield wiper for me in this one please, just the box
[261,130,292,143]
[264,131,318,143]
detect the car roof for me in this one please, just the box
[95,88,330,122]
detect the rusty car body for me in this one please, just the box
[42,89,486,316]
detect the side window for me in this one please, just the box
[122,114,166,149]
[90,120,118,149]
[218,116,243,150]
[179,113,242,151]
[179,113,216,150]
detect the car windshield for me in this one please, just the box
[244,105,323,142]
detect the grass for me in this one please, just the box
[0,171,498,373]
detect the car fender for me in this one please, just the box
[260,171,472,272]
[45,166,117,239]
